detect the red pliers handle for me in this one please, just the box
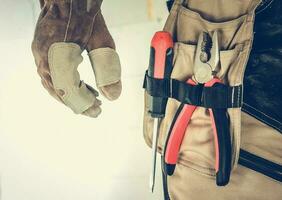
[163,78,232,186]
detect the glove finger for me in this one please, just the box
[48,42,101,115]
[98,81,122,101]
[87,11,122,101]
[82,98,102,118]
[88,48,122,101]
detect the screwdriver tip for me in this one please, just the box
[150,185,154,193]
[149,178,155,193]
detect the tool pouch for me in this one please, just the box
[143,0,282,199]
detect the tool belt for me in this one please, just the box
[143,0,282,199]
[143,72,243,109]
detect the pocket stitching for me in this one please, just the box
[178,5,247,29]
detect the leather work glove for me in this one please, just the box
[32,0,122,118]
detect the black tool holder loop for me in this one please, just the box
[143,71,243,109]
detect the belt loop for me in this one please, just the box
[240,84,244,107]
[231,87,235,108]
[170,78,173,98]
[200,87,205,107]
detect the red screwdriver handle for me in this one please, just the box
[150,32,173,79]
[148,31,174,118]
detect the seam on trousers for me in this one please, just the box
[242,103,282,133]
[244,103,281,124]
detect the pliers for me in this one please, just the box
[163,31,232,186]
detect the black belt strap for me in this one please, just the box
[239,149,282,182]
[143,72,243,109]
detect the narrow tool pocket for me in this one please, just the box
[160,41,242,173]
[163,1,260,173]
[176,5,249,49]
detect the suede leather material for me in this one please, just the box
[88,48,121,88]
[48,42,99,114]
[32,0,122,117]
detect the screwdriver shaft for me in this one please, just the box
[150,117,161,192]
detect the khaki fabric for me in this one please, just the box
[32,0,122,117]
[141,0,282,199]
[167,113,282,200]
[144,0,282,199]
[144,0,260,170]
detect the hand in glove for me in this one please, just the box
[32,0,122,118]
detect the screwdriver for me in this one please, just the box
[148,31,173,193]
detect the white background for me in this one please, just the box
[0,0,168,199]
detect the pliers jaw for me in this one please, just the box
[194,31,220,84]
